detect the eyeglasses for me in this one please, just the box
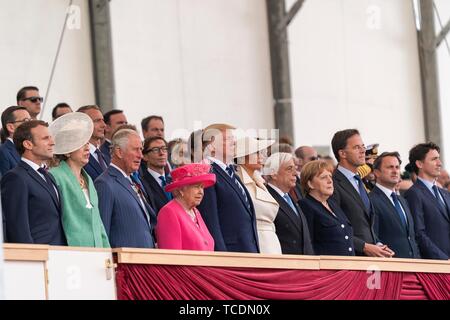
[144,146,169,154]
[21,96,44,103]
[9,118,32,124]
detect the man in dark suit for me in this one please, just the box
[369,152,420,258]
[0,106,31,177]
[291,146,319,203]
[78,105,108,181]
[197,123,259,253]
[1,120,66,245]
[331,129,394,257]
[404,142,450,260]
[95,129,156,248]
[141,136,171,214]
[101,109,127,164]
[265,152,314,255]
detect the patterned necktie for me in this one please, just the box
[225,164,251,210]
[391,192,407,227]
[354,174,371,211]
[129,176,154,225]
[283,193,298,216]
[95,149,108,171]
[159,175,173,200]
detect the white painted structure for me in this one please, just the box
[0,0,447,166]
[3,245,116,300]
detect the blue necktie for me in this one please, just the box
[391,192,407,227]
[159,175,173,200]
[432,185,446,210]
[283,193,298,216]
[225,164,251,210]
[354,174,371,211]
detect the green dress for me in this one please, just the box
[50,160,110,248]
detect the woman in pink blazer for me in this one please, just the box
[156,163,216,251]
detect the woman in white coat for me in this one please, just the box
[235,137,281,254]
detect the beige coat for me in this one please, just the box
[237,166,282,254]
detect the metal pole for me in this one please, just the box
[266,0,295,143]
[417,0,442,149]
[89,0,116,112]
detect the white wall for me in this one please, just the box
[287,0,425,164]
[110,0,275,140]
[435,0,450,169]
[0,0,95,121]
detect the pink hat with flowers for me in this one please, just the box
[165,163,216,192]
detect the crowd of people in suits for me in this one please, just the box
[0,86,449,261]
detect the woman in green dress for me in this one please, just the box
[49,112,110,248]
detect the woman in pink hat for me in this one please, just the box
[156,163,216,251]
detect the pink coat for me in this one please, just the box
[156,200,215,251]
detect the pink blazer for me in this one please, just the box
[156,200,215,251]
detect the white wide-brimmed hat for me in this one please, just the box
[235,136,275,159]
[49,112,93,155]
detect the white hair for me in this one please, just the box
[111,129,139,150]
[262,152,294,177]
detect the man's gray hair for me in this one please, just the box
[262,152,294,177]
[111,129,139,150]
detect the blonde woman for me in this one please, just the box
[235,137,281,254]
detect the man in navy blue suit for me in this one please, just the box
[405,143,450,260]
[369,152,420,258]
[331,129,394,257]
[0,106,31,177]
[78,105,108,181]
[1,120,66,245]
[101,109,128,164]
[141,136,172,214]
[196,123,259,253]
[95,129,156,248]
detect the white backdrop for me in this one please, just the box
[1,0,444,168]
[110,0,275,140]
[287,0,425,165]
[0,0,95,121]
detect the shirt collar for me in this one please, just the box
[337,165,358,181]
[376,183,396,199]
[418,176,436,190]
[268,183,287,198]
[89,143,98,156]
[207,156,229,172]
[7,137,13,143]
[148,168,165,181]
[21,157,43,172]
[110,163,129,179]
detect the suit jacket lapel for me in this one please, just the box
[146,170,168,201]
[88,154,103,175]
[416,180,450,222]
[110,167,147,216]
[21,161,60,210]
[334,170,370,217]
[6,140,20,162]
[373,186,407,230]
[437,187,450,223]
[268,185,302,233]
[212,163,252,215]
[398,195,415,231]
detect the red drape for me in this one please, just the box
[115,264,450,300]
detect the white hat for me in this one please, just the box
[49,112,94,155]
[235,136,275,159]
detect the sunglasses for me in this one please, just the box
[22,96,44,103]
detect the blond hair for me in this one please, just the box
[300,160,334,195]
